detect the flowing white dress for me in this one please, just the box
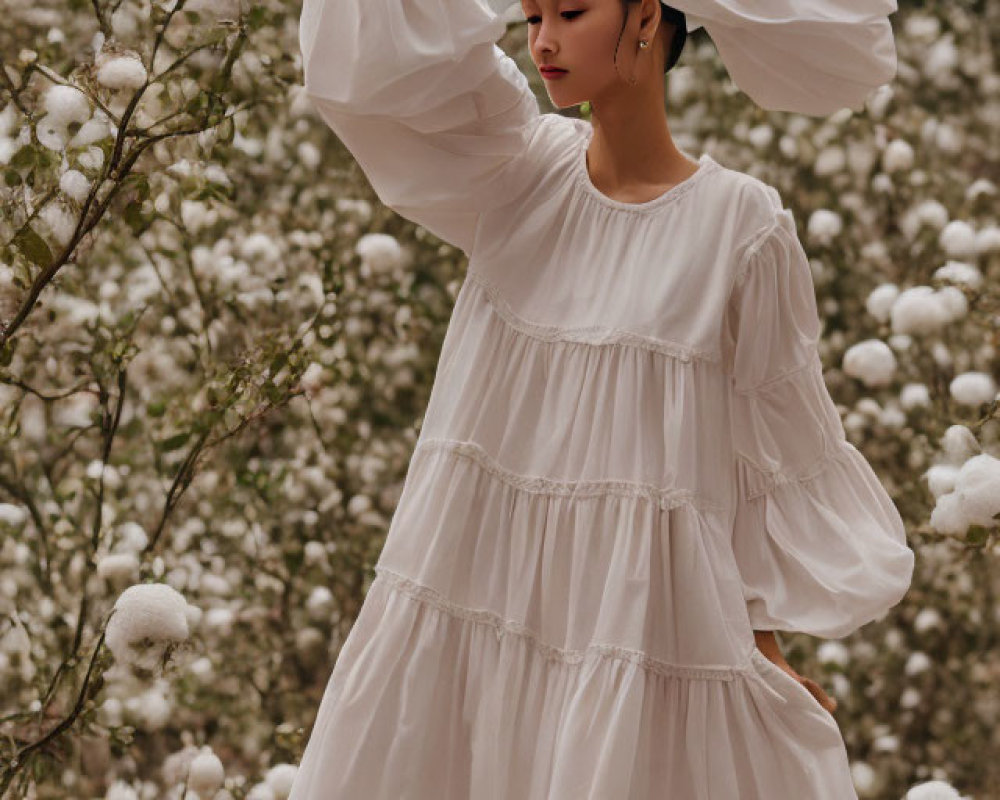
[290,1,915,797]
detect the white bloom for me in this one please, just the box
[899,382,930,410]
[59,169,91,203]
[913,607,943,633]
[925,36,959,83]
[188,748,225,799]
[938,220,977,259]
[930,453,1000,536]
[940,425,980,463]
[96,54,148,90]
[38,201,77,247]
[842,339,897,387]
[35,115,68,151]
[297,141,321,170]
[913,199,949,230]
[747,124,773,150]
[78,146,105,171]
[96,552,141,584]
[69,116,112,147]
[355,232,405,274]
[933,260,982,289]
[966,178,996,201]
[904,651,932,676]
[806,208,842,245]
[903,13,940,41]
[300,362,325,398]
[899,686,922,709]
[106,583,192,670]
[124,682,172,730]
[882,139,914,172]
[975,225,1000,255]
[104,780,140,800]
[905,779,963,800]
[949,371,997,406]
[813,145,845,176]
[936,286,967,322]
[850,760,877,795]
[44,84,91,125]
[116,521,150,552]
[890,286,950,336]
[180,199,217,233]
[239,232,282,263]
[865,283,898,323]
[265,764,298,800]
[816,641,850,667]
[924,464,959,499]
[0,503,28,527]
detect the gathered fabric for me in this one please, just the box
[290,1,914,797]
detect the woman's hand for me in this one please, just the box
[754,630,838,716]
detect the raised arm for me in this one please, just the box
[298,0,544,256]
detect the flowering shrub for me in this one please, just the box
[0,0,997,797]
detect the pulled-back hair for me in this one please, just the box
[615,1,687,75]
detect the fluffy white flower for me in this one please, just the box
[69,116,112,147]
[904,651,932,676]
[239,232,282,263]
[96,552,141,584]
[850,760,877,795]
[924,464,960,499]
[940,425,980,463]
[747,124,773,150]
[913,607,943,633]
[297,140,322,171]
[265,764,298,800]
[865,283,898,323]
[816,641,850,667]
[913,199,949,230]
[842,339,897,387]
[882,139,914,172]
[930,453,1000,536]
[299,362,325,399]
[355,232,405,274]
[806,208,842,245]
[899,382,930,410]
[78,146,105,171]
[38,201,77,247]
[188,748,225,799]
[44,84,91,125]
[104,779,140,800]
[106,583,192,670]
[936,286,967,322]
[35,115,69,151]
[949,371,997,406]
[96,54,148,90]
[59,169,91,203]
[975,224,1000,255]
[938,219,977,259]
[933,260,982,289]
[890,286,951,336]
[0,503,28,527]
[813,145,845,176]
[905,779,963,799]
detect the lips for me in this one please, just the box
[540,67,567,75]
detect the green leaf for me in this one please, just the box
[159,431,191,452]
[10,145,36,170]
[965,525,989,546]
[14,227,52,268]
[147,400,167,417]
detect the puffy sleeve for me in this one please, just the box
[721,207,915,639]
[298,0,542,256]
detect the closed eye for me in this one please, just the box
[525,10,584,24]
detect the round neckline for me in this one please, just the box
[573,121,715,213]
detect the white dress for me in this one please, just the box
[290,1,916,797]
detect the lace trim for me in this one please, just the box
[465,270,720,364]
[373,566,754,682]
[738,439,856,502]
[414,436,729,513]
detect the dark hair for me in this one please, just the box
[615,0,687,76]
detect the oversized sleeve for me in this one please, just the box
[721,207,915,639]
[298,0,542,256]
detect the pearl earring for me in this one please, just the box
[639,40,648,48]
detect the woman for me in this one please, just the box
[290,0,914,797]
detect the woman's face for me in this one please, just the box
[519,0,659,109]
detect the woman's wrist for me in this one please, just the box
[753,629,790,669]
